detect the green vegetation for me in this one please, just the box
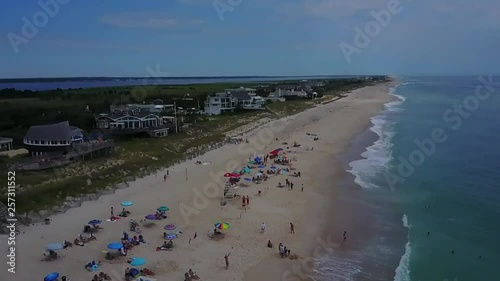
[0,77,388,213]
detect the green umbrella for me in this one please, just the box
[157,206,170,212]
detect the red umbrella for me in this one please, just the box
[224,173,240,178]
[269,150,279,155]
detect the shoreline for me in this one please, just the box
[243,81,396,281]
[2,81,393,281]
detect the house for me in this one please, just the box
[23,121,85,156]
[95,100,179,137]
[266,88,309,101]
[203,87,266,115]
[0,137,13,151]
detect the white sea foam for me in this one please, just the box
[347,86,405,189]
[394,214,412,281]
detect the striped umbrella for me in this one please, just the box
[214,222,230,230]
[46,242,64,251]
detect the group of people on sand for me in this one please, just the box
[184,269,200,280]
[91,272,111,281]
[125,267,155,281]
[111,206,131,218]
[241,195,250,207]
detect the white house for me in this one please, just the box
[203,87,266,115]
[266,88,308,101]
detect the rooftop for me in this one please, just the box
[25,121,82,142]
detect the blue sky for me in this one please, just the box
[1,0,499,78]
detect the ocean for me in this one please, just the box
[315,76,500,281]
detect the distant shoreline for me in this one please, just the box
[0,75,367,91]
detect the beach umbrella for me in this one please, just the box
[88,219,102,225]
[46,242,63,251]
[130,268,140,278]
[244,178,252,182]
[157,206,170,212]
[254,157,262,162]
[145,214,157,220]
[214,222,230,230]
[107,242,123,250]
[44,272,59,281]
[254,172,263,177]
[270,166,277,170]
[224,173,240,178]
[258,165,266,169]
[129,257,146,266]
[164,224,176,230]
[121,201,133,207]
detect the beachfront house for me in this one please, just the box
[94,100,179,137]
[266,88,309,102]
[23,121,85,156]
[203,87,266,115]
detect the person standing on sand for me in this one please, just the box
[291,182,294,191]
[290,222,295,234]
[164,174,167,181]
[110,207,114,217]
[224,253,231,269]
[167,170,169,177]
[301,184,304,192]
[261,222,266,233]
[343,231,347,242]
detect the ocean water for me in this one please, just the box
[316,76,500,281]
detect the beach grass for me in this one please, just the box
[0,79,385,214]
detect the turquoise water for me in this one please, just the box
[389,77,500,281]
[342,76,500,281]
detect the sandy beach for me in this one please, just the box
[2,82,393,281]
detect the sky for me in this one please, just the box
[0,0,499,78]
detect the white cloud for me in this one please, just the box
[100,12,177,29]
[99,12,206,30]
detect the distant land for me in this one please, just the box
[0,75,363,91]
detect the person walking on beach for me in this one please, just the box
[290,222,295,234]
[261,222,266,233]
[167,170,169,177]
[164,174,167,181]
[286,179,290,188]
[224,253,231,270]
[290,182,294,191]
[343,231,347,242]
[301,184,304,192]
[246,196,250,206]
[110,206,114,217]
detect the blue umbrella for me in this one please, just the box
[145,214,157,220]
[130,257,146,266]
[46,242,63,251]
[107,242,123,250]
[121,201,133,207]
[44,272,59,281]
[244,178,252,182]
[270,166,277,170]
[258,165,266,169]
[130,268,140,277]
[254,157,262,162]
[88,219,102,225]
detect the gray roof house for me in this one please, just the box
[24,121,83,145]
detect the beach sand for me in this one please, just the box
[2,82,393,281]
